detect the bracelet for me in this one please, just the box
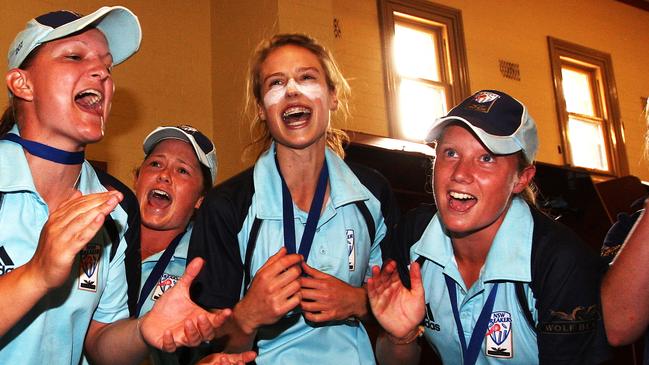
[386,325,425,345]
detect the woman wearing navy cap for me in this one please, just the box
[0,7,228,365]
[368,90,610,364]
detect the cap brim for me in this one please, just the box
[41,6,141,65]
[425,116,526,156]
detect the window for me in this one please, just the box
[378,0,470,141]
[548,37,628,176]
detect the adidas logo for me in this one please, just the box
[0,246,15,275]
[423,302,441,331]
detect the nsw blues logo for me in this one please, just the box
[486,311,513,358]
[78,244,101,292]
[151,273,180,301]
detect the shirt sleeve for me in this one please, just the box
[188,178,250,309]
[532,212,611,364]
[92,213,131,323]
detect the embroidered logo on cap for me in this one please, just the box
[466,91,501,113]
[178,125,198,133]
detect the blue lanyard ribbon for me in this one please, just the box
[136,231,185,317]
[275,155,329,262]
[444,275,499,365]
[1,133,85,165]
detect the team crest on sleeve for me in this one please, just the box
[486,311,513,358]
[346,229,355,271]
[151,273,180,301]
[78,244,101,292]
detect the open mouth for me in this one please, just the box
[448,190,477,212]
[75,89,103,116]
[282,106,312,126]
[148,189,172,208]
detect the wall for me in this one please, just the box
[3,1,649,184]
[211,0,279,180]
[261,0,649,180]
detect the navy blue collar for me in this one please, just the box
[1,133,85,165]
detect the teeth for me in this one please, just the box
[151,189,170,200]
[75,89,103,105]
[449,191,475,200]
[283,106,311,118]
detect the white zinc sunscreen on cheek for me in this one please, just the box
[263,78,325,109]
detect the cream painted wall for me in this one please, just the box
[269,0,649,179]
[211,0,278,180]
[430,0,649,180]
[3,1,649,184]
[1,1,214,187]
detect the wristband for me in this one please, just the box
[386,325,424,345]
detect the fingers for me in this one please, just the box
[161,329,177,352]
[241,351,257,363]
[270,253,303,277]
[303,310,333,323]
[196,351,257,365]
[48,191,123,248]
[275,282,302,314]
[207,308,231,329]
[262,247,288,268]
[52,190,122,222]
[183,318,203,346]
[300,261,325,278]
[252,252,302,294]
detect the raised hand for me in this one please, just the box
[140,258,232,351]
[299,262,367,322]
[367,260,425,338]
[196,351,257,365]
[234,247,303,334]
[30,190,123,291]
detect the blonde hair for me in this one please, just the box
[516,153,538,207]
[244,33,350,161]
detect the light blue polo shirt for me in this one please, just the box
[139,225,191,365]
[0,127,130,365]
[139,225,191,316]
[241,144,386,365]
[412,197,539,364]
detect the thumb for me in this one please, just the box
[301,261,323,278]
[410,262,424,295]
[177,257,205,288]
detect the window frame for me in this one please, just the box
[378,0,470,140]
[548,37,628,176]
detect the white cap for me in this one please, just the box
[8,6,141,69]
[143,125,218,184]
